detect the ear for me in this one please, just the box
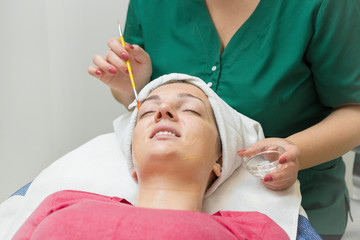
[212,162,222,177]
[131,170,138,183]
[212,152,222,177]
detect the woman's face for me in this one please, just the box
[132,82,221,185]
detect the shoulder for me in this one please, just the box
[214,210,276,223]
[213,211,289,240]
[45,190,129,206]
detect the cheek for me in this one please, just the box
[132,126,147,166]
[132,127,141,149]
[186,124,219,157]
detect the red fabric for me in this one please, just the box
[13,190,289,240]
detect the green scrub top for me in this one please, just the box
[124,0,360,235]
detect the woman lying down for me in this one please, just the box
[13,74,290,239]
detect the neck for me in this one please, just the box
[135,177,206,212]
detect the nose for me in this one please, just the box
[154,103,178,122]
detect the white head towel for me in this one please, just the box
[122,73,264,197]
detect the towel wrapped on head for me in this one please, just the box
[122,73,264,197]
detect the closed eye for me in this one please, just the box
[184,109,201,116]
[140,111,155,118]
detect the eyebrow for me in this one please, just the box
[141,92,206,106]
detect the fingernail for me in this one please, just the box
[121,52,129,61]
[125,69,129,74]
[126,43,134,49]
[108,67,117,74]
[279,157,287,164]
[237,150,246,154]
[264,175,273,182]
[95,70,102,75]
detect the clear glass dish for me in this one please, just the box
[242,145,285,179]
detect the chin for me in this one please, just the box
[148,148,179,160]
[149,141,181,155]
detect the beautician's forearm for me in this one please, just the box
[286,105,360,170]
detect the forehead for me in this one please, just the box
[149,82,209,103]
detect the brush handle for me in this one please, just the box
[118,27,140,109]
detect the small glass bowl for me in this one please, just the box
[242,145,285,179]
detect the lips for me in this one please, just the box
[150,126,180,139]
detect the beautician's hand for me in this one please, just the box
[238,138,300,191]
[88,38,152,107]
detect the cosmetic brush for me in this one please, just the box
[117,20,140,110]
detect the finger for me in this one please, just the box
[93,54,118,75]
[278,149,300,167]
[107,38,126,57]
[263,166,298,190]
[237,149,247,157]
[129,44,150,64]
[263,181,287,191]
[269,162,295,180]
[108,38,140,65]
[106,51,128,74]
[278,156,287,164]
[125,42,135,50]
[88,65,117,86]
[88,66,102,78]
[263,175,291,191]
[240,143,273,157]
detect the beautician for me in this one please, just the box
[88,0,360,239]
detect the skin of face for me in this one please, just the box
[132,82,222,190]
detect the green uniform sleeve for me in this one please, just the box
[124,0,145,47]
[305,0,360,107]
